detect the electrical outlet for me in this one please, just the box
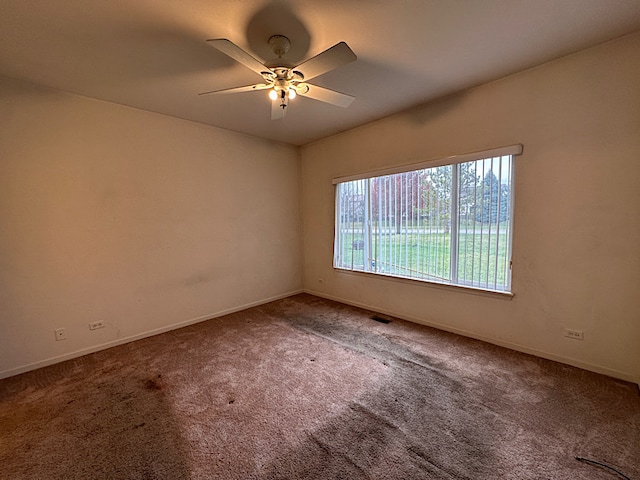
[89,321,105,331]
[54,328,66,341]
[564,328,584,340]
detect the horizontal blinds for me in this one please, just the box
[332,144,523,185]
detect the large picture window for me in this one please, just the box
[333,146,522,293]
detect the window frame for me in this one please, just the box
[332,145,522,296]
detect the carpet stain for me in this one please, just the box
[250,312,498,478]
[1,368,190,479]
[144,374,164,391]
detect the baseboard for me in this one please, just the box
[0,289,303,380]
[304,288,640,386]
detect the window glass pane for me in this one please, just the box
[334,155,514,293]
[335,179,367,271]
[457,156,512,291]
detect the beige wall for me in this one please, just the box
[300,33,640,383]
[0,76,302,378]
[2,33,638,383]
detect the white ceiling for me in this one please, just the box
[1,1,639,146]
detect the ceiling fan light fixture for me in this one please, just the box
[202,36,357,119]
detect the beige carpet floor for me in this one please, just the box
[1,293,638,479]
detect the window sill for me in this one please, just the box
[334,267,515,300]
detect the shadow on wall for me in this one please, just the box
[402,90,470,127]
[0,360,190,479]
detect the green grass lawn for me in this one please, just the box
[337,229,510,289]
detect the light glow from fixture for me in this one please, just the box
[288,89,296,100]
[269,89,278,101]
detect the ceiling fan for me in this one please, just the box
[199,35,357,119]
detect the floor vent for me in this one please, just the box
[370,315,391,324]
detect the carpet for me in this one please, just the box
[1,294,638,479]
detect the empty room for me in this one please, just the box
[1,1,639,479]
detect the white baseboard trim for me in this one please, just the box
[304,288,640,386]
[0,289,303,380]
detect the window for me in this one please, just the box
[333,145,522,293]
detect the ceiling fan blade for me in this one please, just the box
[198,83,271,96]
[298,83,355,108]
[295,42,357,81]
[207,38,267,76]
[271,98,287,120]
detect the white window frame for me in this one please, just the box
[332,145,523,295]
